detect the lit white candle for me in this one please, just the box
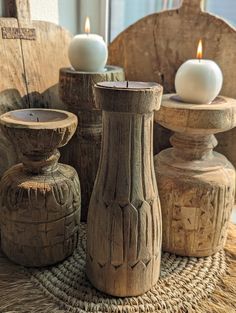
[175,40,223,104]
[68,17,108,72]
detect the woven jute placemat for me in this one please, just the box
[0,224,236,313]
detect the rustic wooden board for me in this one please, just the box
[0,0,71,176]
[19,21,72,109]
[0,16,27,174]
[4,0,72,109]
[108,0,236,168]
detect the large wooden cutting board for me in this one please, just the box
[108,0,236,168]
[0,0,71,175]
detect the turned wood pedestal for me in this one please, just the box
[86,81,163,297]
[154,94,236,257]
[59,66,125,222]
[0,109,81,267]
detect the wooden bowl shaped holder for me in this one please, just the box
[154,95,236,257]
[0,109,81,267]
[59,66,125,221]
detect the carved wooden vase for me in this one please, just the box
[86,81,163,297]
[154,94,236,257]
[59,66,125,222]
[0,109,81,267]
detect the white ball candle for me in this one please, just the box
[175,40,223,104]
[68,17,108,72]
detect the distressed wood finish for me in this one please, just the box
[59,66,125,222]
[0,0,71,176]
[0,109,81,267]
[4,0,72,109]
[0,13,27,175]
[108,0,236,167]
[154,94,236,257]
[86,82,163,297]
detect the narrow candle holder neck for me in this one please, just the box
[170,132,217,161]
[99,110,156,204]
[22,149,60,174]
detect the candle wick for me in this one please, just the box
[126,81,129,88]
[36,117,39,122]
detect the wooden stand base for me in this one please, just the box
[59,66,125,222]
[1,162,80,267]
[154,95,236,257]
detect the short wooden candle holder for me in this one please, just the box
[0,109,81,267]
[86,81,163,297]
[59,66,125,221]
[154,94,236,257]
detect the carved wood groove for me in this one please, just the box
[0,109,81,267]
[86,83,163,297]
[59,66,125,222]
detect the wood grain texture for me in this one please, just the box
[0,15,27,175]
[59,66,125,221]
[0,0,71,176]
[86,83,163,296]
[108,0,236,166]
[154,94,236,256]
[0,109,81,267]
[5,0,31,22]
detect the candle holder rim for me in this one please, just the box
[60,65,123,75]
[96,81,162,91]
[160,94,236,110]
[0,108,78,130]
[154,93,236,134]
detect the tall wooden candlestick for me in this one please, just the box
[59,66,124,221]
[0,109,81,267]
[86,81,163,297]
[154,95,236,257]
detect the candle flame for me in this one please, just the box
[196,39,203,59]
[85,16,90,34]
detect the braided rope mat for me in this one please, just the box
[0,224,236,313]
[30,224,225,313]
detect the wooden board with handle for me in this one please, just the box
[108,0,236,168]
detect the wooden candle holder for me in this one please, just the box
[59,66,124,221]
[86,81,163,297]
[154,95,236,257]
[0,109,81,267]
